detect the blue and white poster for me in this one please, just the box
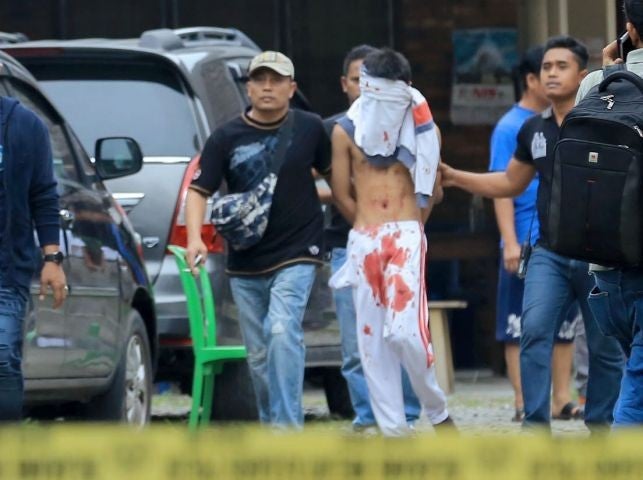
[450,28,518,125]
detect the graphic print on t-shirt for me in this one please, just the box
[530,132,547,160]
[228,135,278,192]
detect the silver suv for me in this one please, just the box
[0,49,156,424]
[3,27,349,419]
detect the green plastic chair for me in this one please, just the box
[168,245,247,429]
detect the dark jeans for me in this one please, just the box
[0,286,28,421]
[520,246,624,429]
[590,269,643,425]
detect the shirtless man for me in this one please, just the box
[329,48,452,436]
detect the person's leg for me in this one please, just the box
[613,305,643,425]
[495,259,524,417]
[400,369,422,423]
[0,287,28,421]
[550,303,580,417]
[353,278,407,435]
[504,343,523,414]
[348,226,409,436]
[550,342,574,414]
[589,269,638,355]
[573,315,589,406]
[265,263,316,427]
[331,247,376,428]
[384,223,448,427]
[588,269,642,426]
[574,264,624,428]
[520,247,575,427]
[613,278,643,425]
[229,276,271,423]
[613,347,643,425]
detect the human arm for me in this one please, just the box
[420,168,443,224]
[185,188,209,275]
[488,119,521,272]
[577,39,626,104]
[493,199,521,273]
[313,119,333,203]
[28,115,67,308]
[420,124,444,222]
[39,244,67,308]
[602,38,623,66]
[330,124,356,224]
[185,131,226,274]
[440,156,535,199]
[312,168,333,203]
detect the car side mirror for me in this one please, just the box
[94,137,143,180]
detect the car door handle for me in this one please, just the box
[142,237,159,248]
[112,192,145,213]
[59,209,74,228]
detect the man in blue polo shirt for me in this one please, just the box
[442,36,624,430]
[489,45,581,422]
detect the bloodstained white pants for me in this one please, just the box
[329,221,448,436]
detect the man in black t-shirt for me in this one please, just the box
[186,51,331,427]
[441,36,624,430]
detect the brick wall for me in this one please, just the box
[399,0,519,223]
[398,0,519,370]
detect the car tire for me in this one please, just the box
[211,361,258,421]
[323,368,354,419]
[82,311,153,425]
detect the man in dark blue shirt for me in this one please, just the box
[441,36,624,430]
[0,96,67,421]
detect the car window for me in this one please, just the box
[29,60,200,158]
[200,59,245,127]
[6,79,79,184]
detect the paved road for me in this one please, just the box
[152,370,589,435]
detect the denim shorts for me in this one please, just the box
[496,258,577,343]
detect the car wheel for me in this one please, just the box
[323,368,354,419]
[211,361,258,421]
[82,312,153,425]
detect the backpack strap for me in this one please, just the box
[269,110,295,175]
[599,69,643,94]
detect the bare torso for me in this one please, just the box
[348,140,422,228]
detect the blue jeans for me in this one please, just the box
[520,246,623,428]
[589,269,643,425]
[229,263,316,427]
[0,286,28,421]
[331,248,421,428]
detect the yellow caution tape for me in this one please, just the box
[1,425,643,480]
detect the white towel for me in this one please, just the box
[346,69,440,206]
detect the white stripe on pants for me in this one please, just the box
[329,221,448,436]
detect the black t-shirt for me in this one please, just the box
[191,109,331,275]
[322,112,352,251]
[513,108,560,248]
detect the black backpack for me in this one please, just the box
[548,70,643,267]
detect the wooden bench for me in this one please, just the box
[428,300,468,395]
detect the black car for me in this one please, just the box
[3,27,351,419]
[0,49,157,425]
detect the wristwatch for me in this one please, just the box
[43,251,64,265]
